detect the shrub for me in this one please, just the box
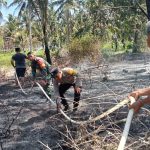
[68,34,101,63]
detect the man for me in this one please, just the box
[50,67,82,111]
[11,47,27,85]
[27,52,52,97]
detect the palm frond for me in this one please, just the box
[55,2,65,15]
[51,0,64,6]
[17,2,26,17]
[8,0,22,8]
[30,0,41,20]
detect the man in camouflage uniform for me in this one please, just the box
[50,67,82,111]
[27,52,52,97]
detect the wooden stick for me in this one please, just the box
[117,96,135,150]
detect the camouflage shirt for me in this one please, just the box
[31,57,51,81]
[53,67,82,97]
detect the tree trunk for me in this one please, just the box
[132,29,139,53]
[43,23,52,65]
[66,9,70,44]
[42,0,52,65]
[29,10,32,52]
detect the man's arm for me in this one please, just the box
[11,59,15,68]
[129,88,150,113]
[75,72,82,88]
[74,71,82,94]
[129,96,150,113]
[53,79,60,100]
[141,96,150,105]
[129,87,150,100]
[31,62,37,80]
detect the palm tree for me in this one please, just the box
[52,0,82,43]
[0,0,7,23]
[9,0,52,64]
[9,0,33,52]
[32,0,52,64]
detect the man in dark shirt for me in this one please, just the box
[27,52,52,97]
[11,47,27,85]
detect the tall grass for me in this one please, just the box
[0,52,14,68]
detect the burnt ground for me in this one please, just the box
[0,52,150,150]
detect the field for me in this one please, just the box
[0,52,150,150]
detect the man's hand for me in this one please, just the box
[57,102,62,111]
[38,80,47,86]
[128,91,140,101]
[31,79,36,87]
[75,87,81,94]
[129,100,143,113]
[147,37,150,47]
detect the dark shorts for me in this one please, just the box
[16,68,26,77]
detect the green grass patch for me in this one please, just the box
[0,52,14,68]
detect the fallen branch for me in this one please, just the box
[38,140,52,150]
[76,118,126,144]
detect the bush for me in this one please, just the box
[68,34,101,63]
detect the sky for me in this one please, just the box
[1,0,18,24]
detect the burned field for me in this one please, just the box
[0,53,150,150]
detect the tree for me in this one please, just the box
[0,0,7,23]
[28,0,52,64]
[9,0,52,64]
[52,0,82,43]
[9,0,34,52]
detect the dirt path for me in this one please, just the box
[0,53,150,150]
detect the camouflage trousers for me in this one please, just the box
[43,82,51,97]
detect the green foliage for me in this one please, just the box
[0,52,13,68]
[68,34,101,63]
[0,0,147,65]
[51,49,60,58]
[0,36,4,49]
[34,49,45,58]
